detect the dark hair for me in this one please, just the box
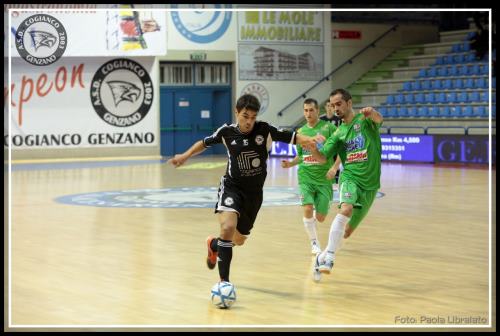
[303,98,318,109]
[330,88,352,102]
[236,94,261,113]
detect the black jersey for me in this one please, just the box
[203,121,296,191]
[320,114,342,127]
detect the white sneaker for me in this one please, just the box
[311,241,321,255]
[312,253,322,282]
[318,257,334,274]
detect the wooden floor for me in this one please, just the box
[7,156,495,331]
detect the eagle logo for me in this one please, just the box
[106,81,141,106]
[29,30,57,51]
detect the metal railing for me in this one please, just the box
[277,24,399,118]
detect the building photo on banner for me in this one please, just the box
[4,4,495,332]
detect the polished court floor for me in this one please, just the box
[6,156,495,331]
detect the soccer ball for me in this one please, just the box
[211,281,236,309]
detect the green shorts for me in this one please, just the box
[298,183,333,216]
[338,180,377,229]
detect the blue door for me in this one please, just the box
[160,87,231,156]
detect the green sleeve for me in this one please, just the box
[320,133,339,158]
[329,123,337,136]
[365,116,382,130]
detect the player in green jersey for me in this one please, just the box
[306,89,383,280]
[281,98,341,254]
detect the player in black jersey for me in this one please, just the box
[320,101,342,127]
[168,94,316,284]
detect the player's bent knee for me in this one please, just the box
[344,226,354,239]
[316,214,327,222]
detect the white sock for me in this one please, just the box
[319,214,350,263]
[303,217,319,245]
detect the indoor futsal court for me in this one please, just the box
[8,156,492,327]
[5,4,494,332]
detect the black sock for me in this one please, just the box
[217,239,233,282]
[210,237,218,252]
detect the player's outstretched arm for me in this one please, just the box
[167,140,207,168]
[360,106,383,124]
[295,133,318,149]
[281,156,300,168]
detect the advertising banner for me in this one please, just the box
[5,57,158,149]
[5,4,167,58]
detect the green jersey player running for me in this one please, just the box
[281,98,341,255]
[306,89,383,281]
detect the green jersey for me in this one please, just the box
[297,120,337,185]
[320,113,382,190]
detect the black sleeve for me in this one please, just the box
[203,124,227,147]
[267,123,296,144]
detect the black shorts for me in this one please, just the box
[214,177,263,235]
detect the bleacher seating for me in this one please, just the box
[378,36,495,119]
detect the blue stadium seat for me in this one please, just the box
[458,92,469,103]
[462,42,470,52]
[442,79,453,90]
[404,94,414,104]
[431,79,442,90]
[425,93,435,104]
[466,32,476,40]
[464,78,474,89]
[436,92,446,103]
[411,81,422,91]
[445,55,454,64]
[378,106,387,116]
[462,105,474,117]
[429,106,440,117]
[398,106,409,118]
[415,93,425,104]
[417,106,429,118]
[480,91,489,102]
[427,67,437,77]
[453,78,463,89]
[475,78,487,89]
[450,106,462,117]
[459,65,468,76]
[465,53,476,63]
[408,106,419,117]
[439,106,451,118]
[395,94,405,104]
[386,95,395,104]
[437,67,447,77]
[435,56,445,65]
[454,54,465,64]
[422,80,431,90]
[452,44,461,53]
[447,65,459,76]
[388,106,398,118]
[418,69,427,77]
[480,64,489,75]
[402,82,412,91]
[475,105,487,118]
[470,64,480,75]
[447,92,458,103]
[468,91,480,102]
